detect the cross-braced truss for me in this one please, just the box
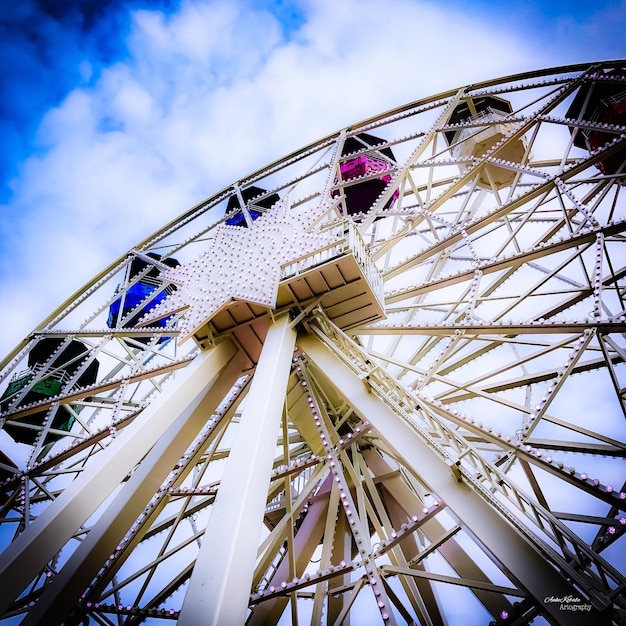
[0,61,625,625]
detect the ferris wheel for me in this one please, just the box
[0,60,625,626]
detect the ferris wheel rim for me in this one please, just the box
[4,57,625,373]
[1,59,626,625]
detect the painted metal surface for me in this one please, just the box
[0,61,625,625]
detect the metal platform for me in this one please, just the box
[191,221,385,358]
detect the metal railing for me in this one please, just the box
[280,220,385,308]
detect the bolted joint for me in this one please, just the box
[446,458,462,482]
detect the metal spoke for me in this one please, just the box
[1,61,626,625]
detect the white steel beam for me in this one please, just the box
[299,333,603,625]
[20,347,249,626]
[178,313,296,626]
[0,338,239,614]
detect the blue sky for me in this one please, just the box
[1,0,625,358]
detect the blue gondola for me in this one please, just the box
[107,253,179,341]
[225,186,280,226]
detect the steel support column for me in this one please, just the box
[20,347,249,626]
[0,338,239,614]
[299,333,602,625]
[178,314,296,626]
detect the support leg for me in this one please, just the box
[300,333,602,626]
[21,347,249,626]
[0,338,239,614]
[178,314,296,626]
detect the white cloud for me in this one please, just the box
[0,0,618,359]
